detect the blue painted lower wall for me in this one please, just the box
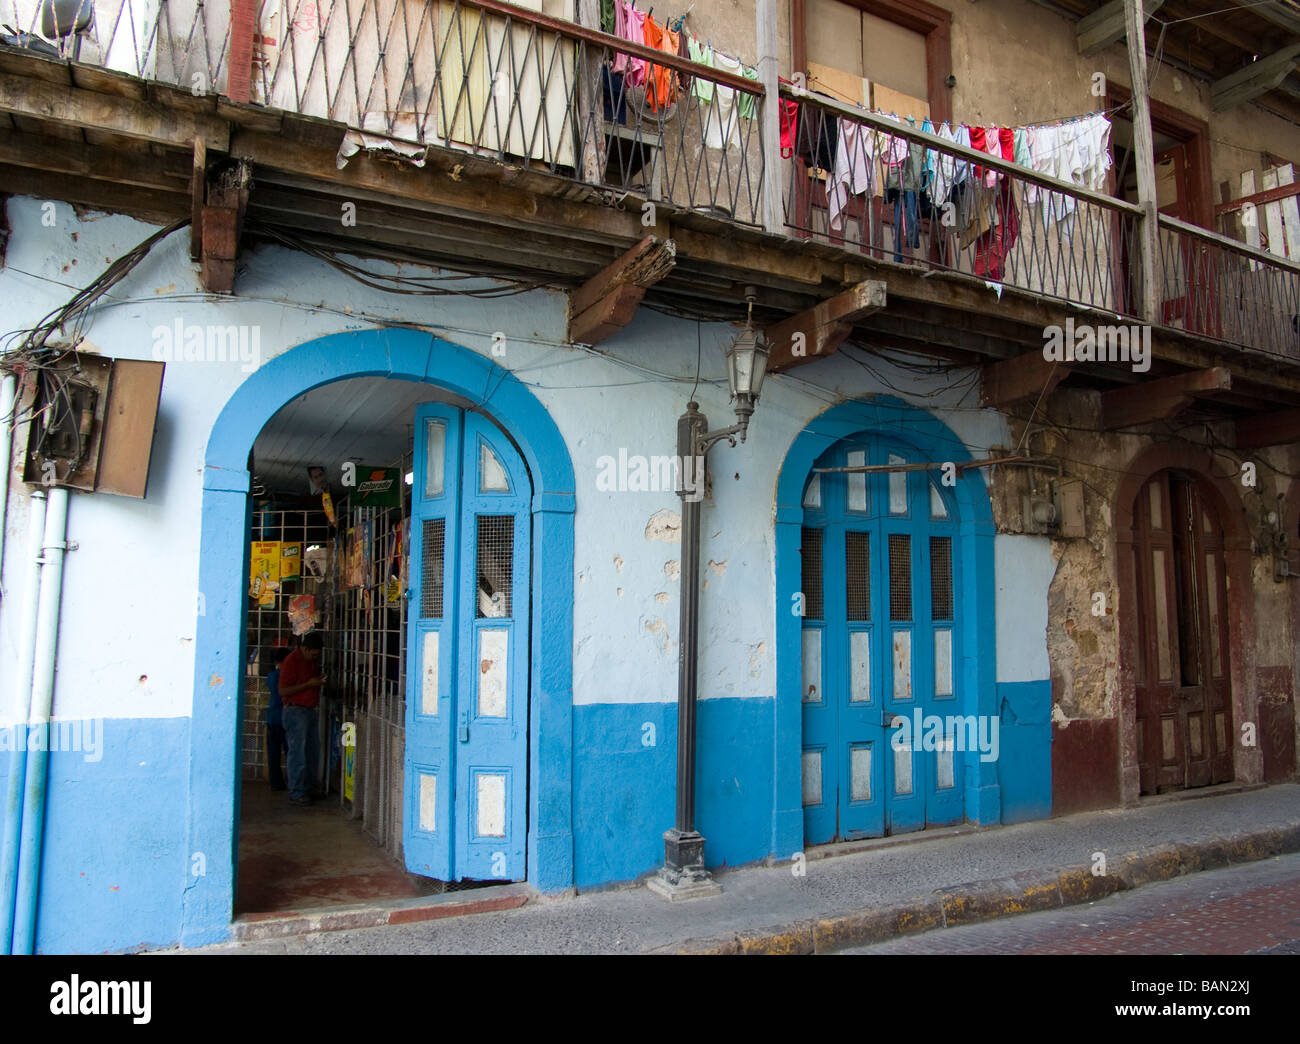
[571,699,775,888]
[996,681,1053,825]
[0,688,1053,951]
[0,717,191,954]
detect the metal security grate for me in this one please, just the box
[801,527,824,620]
[476,516,515,618]
[421,518,445,618]
[889,534,912,621]
[845,531,870,621]
[930,537,954,620]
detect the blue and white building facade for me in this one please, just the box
[0,197,1053,953]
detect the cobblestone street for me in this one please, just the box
[842,852,1300,954]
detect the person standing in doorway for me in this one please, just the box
[279,632,326,806]
[265,647,291,791]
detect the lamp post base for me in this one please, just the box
[647,829,722,901]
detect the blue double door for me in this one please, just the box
[800,436,963,843]
[403,403,531,882]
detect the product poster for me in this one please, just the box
[250,541,281,603]
[352,466,401,508]
[279,542,302,580]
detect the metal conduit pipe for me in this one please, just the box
[11,487,69,954]
[0,489,46,952]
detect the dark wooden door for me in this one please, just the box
[1134,472,1233,793]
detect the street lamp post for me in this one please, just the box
[650,288,769,901]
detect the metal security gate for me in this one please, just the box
[404,404,532,882]
[800,436,963,842]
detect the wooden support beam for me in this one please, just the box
[226,0,258,104]
[765,280,886,372]
[201,161,252,293]
[1100,366,1232,429]
[981,353,1070,409]
[0,72,228,150]
[1125,0,1162,323]
[567,235,676,345]
[1076,0,1164,57]
[1212,45,1300,112]
[190,138,206,262]
[1235,408,1300,449]
[1252,2,1300,37]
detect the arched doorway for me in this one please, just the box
[1131,470,1233,792]
[183,329,575,947]
[1115,445,1256,806]
[799,432,963,840]
[773,397,1000,857]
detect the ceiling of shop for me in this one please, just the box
[251,375,471,496]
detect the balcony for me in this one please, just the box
[3,0,1300,394]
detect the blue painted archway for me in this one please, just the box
[770,396,998,858]
[181,328,575,946]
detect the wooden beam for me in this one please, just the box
[226,0,258,104]
[568,235,677,345]
[1212,45,1300,112]
[1076,0,1164,57]
[981,353,1070,409]
[1235,408,1300,448]
[1125,0,1162,323]
[1215,178,1300,216]
[766,280,886,372]
[1100,366,1232,429]
[201,161,252,294]
[0,72,228,150]
[1252,1,1300,37]
[0,127,191,190]
[190,138,206,262]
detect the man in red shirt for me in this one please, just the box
[279,632,326,805]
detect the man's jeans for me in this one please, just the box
[282,705,319,801]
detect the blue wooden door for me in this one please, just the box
[800,436,961,843]
[404,404,531,882]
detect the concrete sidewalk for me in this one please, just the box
[184,783,1300,955]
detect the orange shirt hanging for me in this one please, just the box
[642,16,680,112]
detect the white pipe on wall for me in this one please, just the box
[0,489,47,952]
[11,487,69,954]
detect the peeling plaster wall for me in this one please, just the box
[991,388,1298,811]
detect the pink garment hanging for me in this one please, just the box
[612,0,647,87]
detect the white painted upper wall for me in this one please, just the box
[994,534,1054,683]
[0,196,1026,725]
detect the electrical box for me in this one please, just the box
[1058,479,1086,538]
[19,352,163,498]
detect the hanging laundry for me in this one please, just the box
[642,15,680,113]
[736,65,761,120]
[828,118,876,232]
[779,97,798,159]
[700,48,742,148]
[687,35,714,102]
[613,0,648,88]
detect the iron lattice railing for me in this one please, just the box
[779,87,1300,359]
[7,1,1300,355]
[1,0,767,223]
[1155,213,1300,360]
[780,88,1144,320]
